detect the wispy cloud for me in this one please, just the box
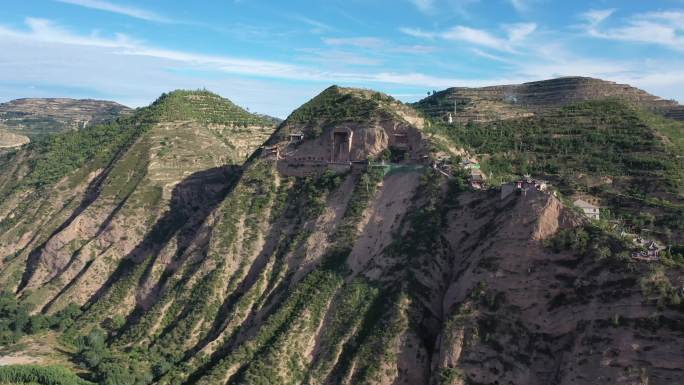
[399,27,435,39]
[293,15,333,34]
[0,17,138,48]
[296,48,383,66]
[470,48,513,63]
[508,0,527,12]
[581,9,615,26]
[323,37,385,49]
[409,0,435,13]
[401,22,536,52]
[504,23,537,42]
[0,17,462,89]
[507,0,542,13]
[408,0,481,18]
[323,36,436,56]
[582,9,684,52]
[55,0,172,23]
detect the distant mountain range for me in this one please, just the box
[0,98,132,151]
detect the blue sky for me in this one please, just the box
[1,0,683,117]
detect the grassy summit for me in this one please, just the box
[147,90,275,126]
[0,90,275,192]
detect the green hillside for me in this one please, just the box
[0,365,92,385]
[281,85,404,140]
[148,90,275,126]
[0,90,275,196]
[417,99,684,243]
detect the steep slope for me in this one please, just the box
[0,83,682,385]
[0,90,276,313]
[0,98,132,138]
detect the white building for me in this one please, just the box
[573,199,600,220]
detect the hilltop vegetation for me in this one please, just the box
[284,85,405,139]
[0,89,275,196]
[149,90,275,127]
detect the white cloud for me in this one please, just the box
[399,27,435,39]
[3,12,684,117]
[322,37,385,49]
[55,0,172,23]
[470,48,512,63]
[0,18,470,92]
[293,15,333,34]
[295,48,383,66]
[441,26,510,50]
[581,9,615,26]
[403,23,536,52]
[409,0,434,13]
[508,0,527,12]
[505,23,537,42]
[0,18,138,48]
[582,9,684,52]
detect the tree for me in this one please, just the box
[26,314,48,334]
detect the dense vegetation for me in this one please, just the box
[0,365,92,385]
[285,86,397,139]
[418,100,684,244]
[149,90,274,127]
[0,291,80,345]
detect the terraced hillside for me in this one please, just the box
[0,98,133,138]
[0,128,29,149]
[416,77,684,123]
[0,82,682,385]
[417,80,684,245]
[0,90,276,312]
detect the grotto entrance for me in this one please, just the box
[331,128,352,163]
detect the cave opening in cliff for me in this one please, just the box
[332,130,351,163]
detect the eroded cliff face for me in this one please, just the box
[0,91,275,312]
[268,86,431,177]
[11,155,678,385]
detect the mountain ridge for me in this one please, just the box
[0,98,133,138]
[415,76,684,124]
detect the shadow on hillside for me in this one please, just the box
[63,165,241,321]
[18,141,135,295]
